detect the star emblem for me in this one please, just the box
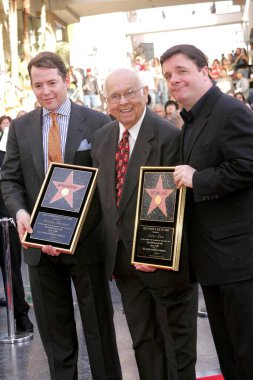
[50,171,85,208]
[145,175,174,217]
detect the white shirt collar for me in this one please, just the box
[43,98,71,117]
[118,107,146,142]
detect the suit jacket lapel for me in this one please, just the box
[118,110,153,215]
[26,109,44,182]
[64,102,87,164]
[184,86,222,163]
[64,102,89,164]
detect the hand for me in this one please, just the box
[16,210,33,246]
[134,264,157,272]
[42,245,61,257]
[173,165,196,189]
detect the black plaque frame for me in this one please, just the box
[131,167,186,271]
[22,163,98,254]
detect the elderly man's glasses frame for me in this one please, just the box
[106,87,144,104]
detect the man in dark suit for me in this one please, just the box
[0,52,122,380]
[92,68,198,380]
[160,44,253,380]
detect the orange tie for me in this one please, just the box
[48,112,63,165]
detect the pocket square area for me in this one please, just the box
[77,139,91,151]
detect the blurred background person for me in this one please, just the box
[216,68,235,94]
[209,59,222,82]
[151,102,166,118]
[234,91,252,109]
[0,115,11,141]
[235,69,249,100]
[164,99,183,129]
[83,68,102,110]
[151,57,168,104]
[234,47,249,78]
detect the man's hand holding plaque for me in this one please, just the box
[22,163,98,255]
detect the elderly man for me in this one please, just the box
[92,68,198,380]
[161,44,253,380]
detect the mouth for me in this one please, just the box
[120,107,132,114]
[173,86,184,93]
[44,98,54,102]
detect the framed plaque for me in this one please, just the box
[131,167,186,271]
[22,163,98,254]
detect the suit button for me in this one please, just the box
[116,218,123,225]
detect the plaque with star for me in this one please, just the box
[22,163,98,254]
[132,167,186,271]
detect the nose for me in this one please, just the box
[170,72,180,84]
[119,95,129,104]
[42,85,51,95]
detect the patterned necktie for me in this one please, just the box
[115,130,129,207]
[48,112,63,165]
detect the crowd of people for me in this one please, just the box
[0,44,253,380]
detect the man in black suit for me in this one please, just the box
[0,52,122,380]
[92,68,198,380]
[161,44,253,380]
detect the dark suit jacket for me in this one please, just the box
[182,86,253,285]
[0,101,111,267]
[92,107,190,284]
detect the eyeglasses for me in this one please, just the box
[106,87,144,104]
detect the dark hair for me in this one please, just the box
[28,51,67,80]
[160,44,209,70]
[234,91,246,101]
[0,115,12,125]
[164,99,179,111]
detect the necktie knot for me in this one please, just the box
[49,112,58,124]
[122,129,129,140]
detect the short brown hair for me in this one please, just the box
[28,51,67,80]
[160,44,208,70]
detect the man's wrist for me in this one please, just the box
[16,209,29,220]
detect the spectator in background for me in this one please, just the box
[34,101,41,109]
[235,69,249,99]
[221,57,234,77]
[216,68,235,94]
[0,115,11,140]
[164,100,183,129]
[16,110,27,118]
[139,61,157,105]
[0,115,11,132]
[134,56,145,72]
[209,59,222,82]
[234,91,252,110]
[234,48,249,78]
[67,66,77,98]
[83,68,102,110]
[151,57,168,104]
[151,102,166,118]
